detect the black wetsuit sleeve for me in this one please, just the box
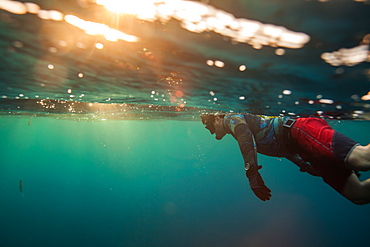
[231,118,272,201]
[233,123,258,169]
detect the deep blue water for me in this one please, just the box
[1,117,370,247]
[1,0,370,246]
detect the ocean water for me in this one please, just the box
[1,117,370,247]
[1,0,370,247]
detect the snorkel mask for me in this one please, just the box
[200,114,216,134]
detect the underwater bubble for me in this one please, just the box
[282,90,291,95]
[95,43,104,49]
[239,65,246,71]
[206,60,214,66]
[319,99,334,104]
[275,48,285,56]
[214,60,225,68]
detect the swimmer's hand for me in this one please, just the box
[299,164,321,177]
[286,154,321,177]
[246,165,272,201]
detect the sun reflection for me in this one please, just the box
[319,99,334,104]
[361,92,370,101]
[206,60,214,66]
[96,0,158,19]
[38,10,64,21]
[24,2,39,14]
[214,60,225,68]
[95,0,310,49]
[95,42,104,49]
[0,0,309,49]
[275,48,285,56]
[321,43,369,66]
[282,90,292,95]
[64,15,139,42]
[206,59,225,68]
[0,1,139,44]
[0,0,27,14]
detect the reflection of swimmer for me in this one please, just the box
[19,180,24,197]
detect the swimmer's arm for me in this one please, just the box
[232,123,271,201]
[233,123,258,170]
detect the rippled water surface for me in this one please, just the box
[0,0,369,119]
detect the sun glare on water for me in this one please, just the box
[64,15,139,42]
[95,0,311,49]
[96,0,158,16]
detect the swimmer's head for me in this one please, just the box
[200,113,226,140]
[201,114,216,134]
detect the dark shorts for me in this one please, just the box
[290,118,358,193]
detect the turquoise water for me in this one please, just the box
[1,0,370,246]
[1,117,370,246]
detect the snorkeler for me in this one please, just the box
[201,113,370,205]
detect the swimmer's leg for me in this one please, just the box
[342,173,370,205]
[347,144,370,171]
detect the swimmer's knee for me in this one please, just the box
[347,145,370,171]
[342,174,370,205]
